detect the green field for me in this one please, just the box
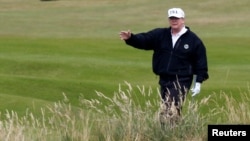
[0,0,250,140]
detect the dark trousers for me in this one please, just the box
[159,75,193,115]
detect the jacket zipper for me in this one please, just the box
[166,51,173,71]
[166,39,181,71]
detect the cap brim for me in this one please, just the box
[169,16,182,18]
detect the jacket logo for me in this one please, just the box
[184,44,189,49]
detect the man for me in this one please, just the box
[119,8,209,124]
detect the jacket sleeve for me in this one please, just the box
[194,40,209,83]
[125,29,159,50]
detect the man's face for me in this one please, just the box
[169,17,184,31]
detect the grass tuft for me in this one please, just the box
[1,82,250,140]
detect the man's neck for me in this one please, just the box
[171,25,185,35]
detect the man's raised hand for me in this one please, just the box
[119,30,131,40]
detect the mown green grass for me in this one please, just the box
[0,0,249,118]
[0,37,157,116]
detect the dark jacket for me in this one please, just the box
[125,27,209,83]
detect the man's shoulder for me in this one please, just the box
[185,27,201,39]
[153,27,170,31]
[185,27,199,35]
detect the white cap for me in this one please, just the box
[168,8,185,18]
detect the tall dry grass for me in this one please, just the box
[0,82,249,141]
